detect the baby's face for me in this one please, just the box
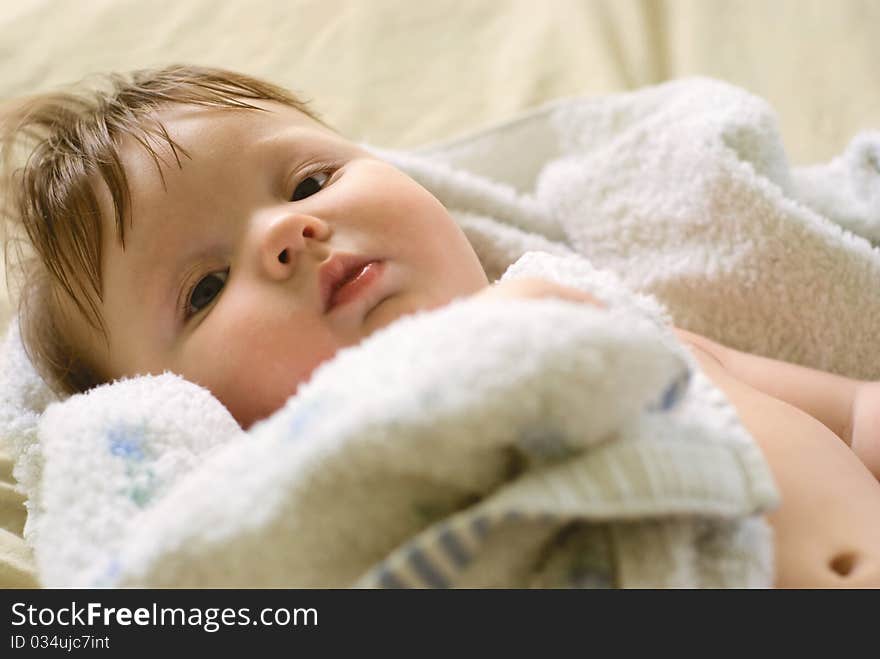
[88,101,488,427]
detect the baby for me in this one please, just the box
[3,65,880,587]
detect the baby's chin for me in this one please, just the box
[229,391,286,430]
[226,362,327,430]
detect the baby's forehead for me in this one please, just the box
[95,100,338,240]
[123,100,322,159]
[106,100,325,203]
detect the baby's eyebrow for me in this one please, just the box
[252,125,314,157]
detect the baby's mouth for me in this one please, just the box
[318,253,383,313]
[327,261,384,311]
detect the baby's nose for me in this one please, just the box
[259,213,331,279]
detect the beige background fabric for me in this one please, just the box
[3,1,877,161]
[1,0,878,587]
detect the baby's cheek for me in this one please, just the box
[182,313,341,428]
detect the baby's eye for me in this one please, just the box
[290,171,330,201]
[187,270,228,317]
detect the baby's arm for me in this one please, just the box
[672,330,859,443]
[673,329,880,480]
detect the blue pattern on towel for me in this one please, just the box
[285,398,330,440]
[108,426,146,461]
[647,368,691,412]
[106,423,158,508]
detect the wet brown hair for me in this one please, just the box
[1,65,324,395]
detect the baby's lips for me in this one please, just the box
[318,252,377,312]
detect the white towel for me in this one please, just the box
[382,77,880,375]
[26,252,777,588]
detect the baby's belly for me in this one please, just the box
[687,343,880,587]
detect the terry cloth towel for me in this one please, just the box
[3,76,878,587]
[1,251,778,588]
[380,78,880,378]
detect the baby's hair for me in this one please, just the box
[1,65,325,395]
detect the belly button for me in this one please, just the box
[828,551,858,578]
